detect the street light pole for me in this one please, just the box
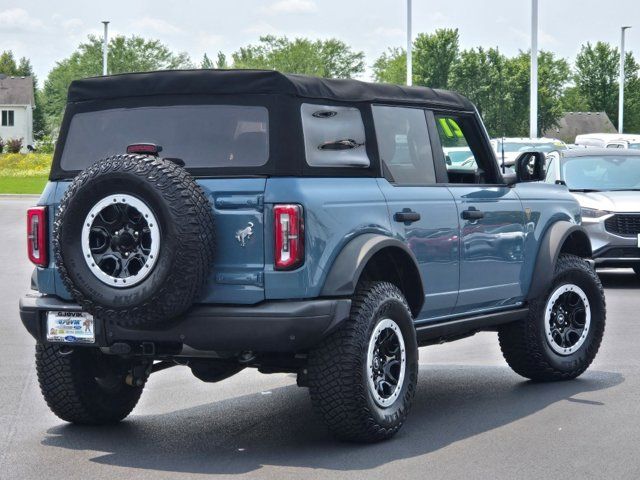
[102,21,110,76]
[619,26,632,133]
[530,0,538,138]
[406,0,412,86]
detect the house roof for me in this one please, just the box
[0,76,35,106]
[543,111,617,143]
[67,69,475,111]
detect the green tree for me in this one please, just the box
[505,50,571,136]
[450,47,510,136]
[413,28,460,88]
[201,53,214,69]
[560,85,589,112]
[231,35,365,78]
[43,35,192,130]
[574,42,619,120]
[0,51,18,74]
[372,47,406,84]
[201,52,228,69]
[574,41,639,128]
[624,76,640,133]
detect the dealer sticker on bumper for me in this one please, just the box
[46,311,95,344]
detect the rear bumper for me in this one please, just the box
[19,292,352,353]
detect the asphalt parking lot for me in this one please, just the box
[1,195,640,480]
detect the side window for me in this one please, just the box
[301,103,369,168]
[1,110,14,127]
[545,159,557,183]
[372,105,436,185]
[435,115,478,174]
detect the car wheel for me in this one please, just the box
[36,344,144,424]
[498,254,605,381]
[307,281,418,442]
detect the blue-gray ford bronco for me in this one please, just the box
[19,70,605,442]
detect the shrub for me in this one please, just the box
[0,137,3,153]
[34,134,56,154]
[6,138,23,154]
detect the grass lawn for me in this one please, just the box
[0,175,48,194]
[0,153,52,194]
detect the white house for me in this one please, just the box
[0,75,35,152]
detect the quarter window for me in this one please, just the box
[301,103,369,168]
[1,110,14,127]
[372,106,436,185]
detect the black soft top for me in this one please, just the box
[67,69,475,111]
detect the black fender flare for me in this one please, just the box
[320,233,424,300]
[526,221,592,301]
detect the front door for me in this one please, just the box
[447,185,525,312]
[432,113,526,314]
[372,105,460,320]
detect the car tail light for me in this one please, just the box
[27,206,47,266]
[274,204,304,270]
[126,143,162,155]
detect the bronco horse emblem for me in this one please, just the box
[235,222,254,247]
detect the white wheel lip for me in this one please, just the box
[366,318,407,408]
[544,283,591,356]
[81,194,161,288]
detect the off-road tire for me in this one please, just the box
[499,254,605,381]
[307,282,418,442]
[54,154,215,329]
[35,344,144,424]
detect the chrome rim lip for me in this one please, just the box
[81,194,160,288]
[366,318,407,408]
[544,283,591,355]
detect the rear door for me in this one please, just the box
[373,105,460,320]
[48,103,270,304]
[432,113,526,313]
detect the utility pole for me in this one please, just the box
[102,21,110,76]
[619,26,632,133]
[530,0,538,138]
[406,0,412,86]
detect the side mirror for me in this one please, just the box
[514,151,546,183]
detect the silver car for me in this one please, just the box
[546,148,640,274]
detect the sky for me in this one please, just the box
[2,0,640,82]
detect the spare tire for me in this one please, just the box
[54,154,215,329]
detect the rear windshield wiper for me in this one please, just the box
[569,188,601,192]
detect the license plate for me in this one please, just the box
[46,311,95,344]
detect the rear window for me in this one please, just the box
[60,105,269,171]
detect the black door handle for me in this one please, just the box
[394,210,421,224]
[462,208,484,220]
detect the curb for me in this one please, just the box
[0,194,40,199]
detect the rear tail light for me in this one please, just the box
[27,206,47,266]
[274,204,304,270]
